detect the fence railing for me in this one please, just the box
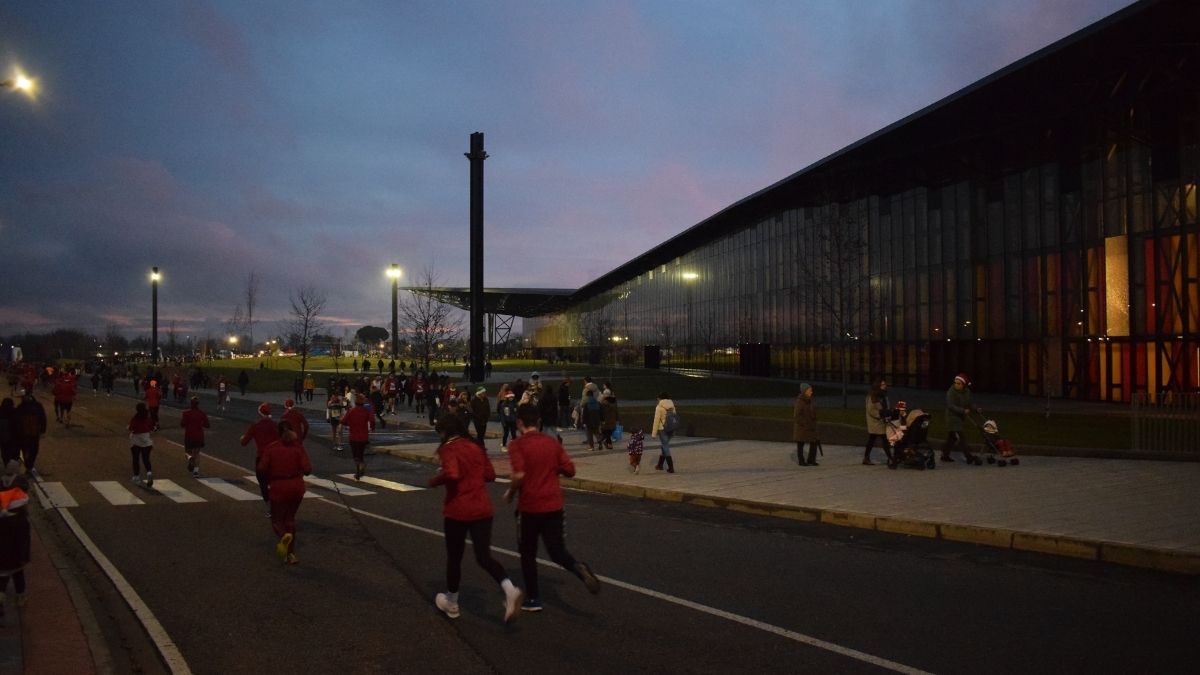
[1131,392,1200,453]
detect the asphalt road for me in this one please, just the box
[26,390,1200,674]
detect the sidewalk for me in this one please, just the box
[378,427,1200,575]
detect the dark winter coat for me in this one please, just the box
[792,396,817,443]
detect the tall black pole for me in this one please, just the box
[390,263,400,358]
[151,266,159,363]
[465,132,487,383]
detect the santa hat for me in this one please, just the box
[258,403,272,416]
[896,400,908,409]
[954,373,970,385]
[284,399,295,408]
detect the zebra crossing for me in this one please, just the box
[36,473,425,508]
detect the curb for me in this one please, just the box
[379,447,1200,576]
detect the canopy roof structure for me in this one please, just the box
[415,287,577,318]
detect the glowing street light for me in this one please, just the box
[1,70,36,97]
[386,263,403,358]
[150,267,160,363]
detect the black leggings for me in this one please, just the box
[1,570,26,595]
[130,445,152,475]
[444,517,506,593]
[518,510,578,600]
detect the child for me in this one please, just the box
[626,429,645,473]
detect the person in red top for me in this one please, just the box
[52,372,77,426]
[339,394,375,481]
[179,396,210,477]
[240,403,280,513]
[504,403,601,612]
[281,399,310,442]
[428,413,523,622]
[257,420,312,565]
[144,380,163,431]
[128,402,156,487]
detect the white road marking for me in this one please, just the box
[303,475,374,496]
[315,500,933,675]
[37,482,78,508]
[151,479,206,504]
[243,475,317,499]
[335,474,423,492]
[91,481,145,505]
[31,483,193,674]
[195,477,262,501]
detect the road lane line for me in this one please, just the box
[30,483,193,674]
[314,499,932,675]
[152,479,206,504]
[335,474,424,492]
[195,477,262,501]
[91,481,145,505]
[37,482,78,508]
[304,475,375,496]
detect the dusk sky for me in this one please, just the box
[1,0,1133,343]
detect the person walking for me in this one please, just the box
[0,399,16,467]
[651,392,678,472]
[581,390,602,451]
[128,402,156,487]
[504,403,601,612]
[291,376,304,404]
[237,369,250,396]
[216,375,230,412]
[469,387,490,448]
[179,396,210,477]
[12,391,46,480]
[556,377,572,431]
[326,389,346,452]
[257,420,312,565]
[240,403,280,513]
[599,394,619,450]
[303,373,316,402]
[864,378,893,466]
[428,413,524,623]
[340,394,375,480]
[282,399,310,443]
[942,373,982,465]
[538,385,557,433]
[793,383,819,466]
[0,460,32,612]
[497,387,518,452]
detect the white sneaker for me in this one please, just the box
[503,585,524,623]
[501,445,507,453]
[145,471,153,488]
[132,475,141,484]
[192,468,201,478]
[435,592,460,619]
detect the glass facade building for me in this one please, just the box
[527,0,1199,402]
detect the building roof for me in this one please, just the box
[415,287,577,318]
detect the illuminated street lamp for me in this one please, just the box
[1,71,36,97]
[386,264,402,358]
[150,267,160,363]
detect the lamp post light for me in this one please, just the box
[386,264,402,358]
[1,73,35,96]
[150,267,160,363]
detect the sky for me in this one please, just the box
[0,0,1134,343]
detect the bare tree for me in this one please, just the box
[245,271,260,350]
[166,320,178,358]
[284,285,327,374]
[400,267,463,372]
[225,305,246,343]
[104,324,129,358]
[801,198,869,408]
[579,304,614,365]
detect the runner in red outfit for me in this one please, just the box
[240,403,279,513]
[257,421,312,565]
[339,394,375,480]
[505,403,601,612]
[179,397,210,477]
[281,399,310,441]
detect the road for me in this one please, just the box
[24,390,1199,673]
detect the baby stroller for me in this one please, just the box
[972,414,1020,467]
[885,404,937,470]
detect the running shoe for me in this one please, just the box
[503,586,524,623]
[435,592,460,619]
[576,561,601,594]
[192,468,201,478]
[145,471,153,488]
[521,598,543,612]
[276,533,293,562]
[285,553,298,565]
[132,474,142,485]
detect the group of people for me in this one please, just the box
[793,372,986,468]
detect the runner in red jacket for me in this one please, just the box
[339,394,375,480]
[504,403,601,612]
[428,412,522,622]
[179,397,210,477]
[144,380,163,430]
[240,403,279,512]
[257,421,312,565]
[281,399,310,442]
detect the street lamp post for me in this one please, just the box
[386,264,402,358]
[1,74,35,95]
[150,267,160,363]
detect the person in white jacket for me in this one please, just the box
[651,392,677,473]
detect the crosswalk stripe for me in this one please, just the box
[151,479,206,504]
[335,474,424,492]
[196,477,262,501]
[303,475,375,496]
[38,482,78,508]
[243,475,318,499]
[91,481,145,506]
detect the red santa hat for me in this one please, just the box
[258,402,272,416]
[284,399,295,408]
[954,373,970,385]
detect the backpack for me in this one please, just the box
[663,408,680,433]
